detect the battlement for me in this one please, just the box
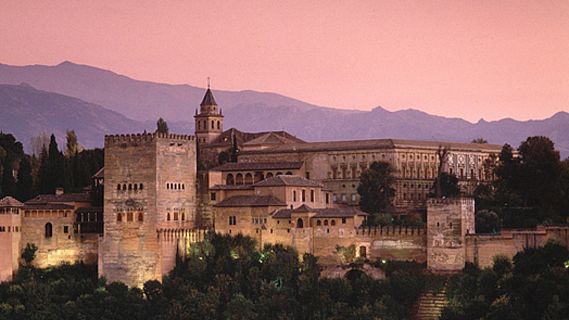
[355,225,425,237]
[427,198,474,206]
[105,132,195,145]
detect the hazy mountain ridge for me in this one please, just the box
[0,62,568,157]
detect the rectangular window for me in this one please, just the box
[310,190,315,202]
[306,172,310,179]
[63,226,69,234]
[326,193,329,204]
[341,193,347,201]
[302,190,306,202]
[210,192,216,201]
[342,217,346,224]
[229,216,237,225]
[127,212,133,222]
[351,193,356,202]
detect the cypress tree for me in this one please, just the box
[16,156,34,201]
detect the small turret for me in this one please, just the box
[194,82,224,145]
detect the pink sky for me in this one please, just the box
[1,0,568,122]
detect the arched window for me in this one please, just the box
[331,220,336,226]
[167,212,171,221]
[45,222,53,238]
[293,190,297,202]
[182,212,185,221]
[266,172,273,179]
[245,173,253,184]
[310,190,315,202]
[316,220,321,226]
[174,212,179,220]
[226,174,235,185]
[138,212,144,222]
[254,172,264,183]
[134,184,138,190]
[117,184,121,190]
[128,184,132,190]
[324,220,329,226]
[359,246,367,258]
[211,120,214,129]
[140,183,143,190]
[197,121,201,130]
[117,213,122,222]
[122,184,127,191]
[285,171,292,175]
[236,173,244,185]
[217,121,220,129]
[296,218,304,228]
[276,172,283,176]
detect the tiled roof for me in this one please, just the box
[210,184,254,191]
[272,206,367,219]
[253,175,323,188]
[206,128,305,148]
[215,195,286,207]
[23,203,74,210]
[211,161,303,172]
[0,196,24,207]
[241,138,503,154]
[200,88,217,106]
[26,192,91,205]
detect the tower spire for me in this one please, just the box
[207,77,210,89]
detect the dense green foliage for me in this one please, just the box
[429,172,460,198]
[441,242,569,320]
[0,233,431,320]
[474,136,569,228]
[156,118,169,134]
[357,161,395,221]
[0,132,103,202]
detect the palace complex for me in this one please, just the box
[2,88,568,287]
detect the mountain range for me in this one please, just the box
[0,61,567,158]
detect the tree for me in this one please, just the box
[357,161,395,216]
[65,130,80,157]
[156,118,169,134]
[16,156,33,201]
[46,134,64,193]
[21,243,38,266]
[517,136,561,208]
[430,172,460,198]
[434,145,450,197]
[471,138,488,144]
[29,133,50,157]
[475,209,501,233]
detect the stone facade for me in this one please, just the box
[99,132,201,288]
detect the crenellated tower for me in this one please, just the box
[194,86,223,146]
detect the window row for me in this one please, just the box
[315,218,347,226]
[117,212,144,223]
[226,171,293,185]
[166,183,186,190]
[0,225,20,232]
[332,193,358,202]
[331,154,390,162]
[401,193,429,201]
[0,208,20,214]
[116,183,144,191]
[253,217,267,225]
[292,189,317,202]
[228,216,237,226]
[196,119,221,131]
[166,211,190,221]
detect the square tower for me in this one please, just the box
[99,133,197,287]
[427,198,475,272]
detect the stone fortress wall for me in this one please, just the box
[99,132,201,288]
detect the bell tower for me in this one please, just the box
[194,83,223,146]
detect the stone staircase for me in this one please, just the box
[413,287,448,320]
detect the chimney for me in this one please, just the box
[55,188,64,196]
